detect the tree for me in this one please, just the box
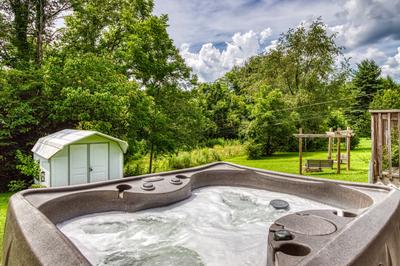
[194,81,245,139]
[0,68,49,190]
[226,18,350,135]
[347,59,383,136]
[0,0,71,68]
[244,89,295,158]
[60,0,202,173]
[48,54,150,139]
[0,0,205,189]
[370,84,400,110]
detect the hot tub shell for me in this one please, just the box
[3,162,400,265]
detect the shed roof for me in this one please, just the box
[32,129,128,159]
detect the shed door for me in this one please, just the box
[89,143,109,182]
[70,144,88,185]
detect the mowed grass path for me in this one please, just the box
[226,138,371,183]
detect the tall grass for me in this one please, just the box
[124,140,245,176]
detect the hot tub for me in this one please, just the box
[3,162,400,265]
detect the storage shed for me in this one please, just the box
[32,129,128,187]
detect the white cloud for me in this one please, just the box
[155,0,400,82]
[259,28,272,44]
[264,39,278,53]
[180,28,272,82]
[345,47,387,65]
[332,0,400,48]
[381,47,400,79]
[345,46,400,80]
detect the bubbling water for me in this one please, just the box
[58,186,334,266]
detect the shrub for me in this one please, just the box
[124,142,245,175]
[30,184,47,189]
[168,152,192,169]
[15,150,40,181]
[124,159,148,176]
[246,142,264,159]
[8,180,27,192]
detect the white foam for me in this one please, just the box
[58,186,334,266]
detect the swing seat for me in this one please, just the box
[305,159,334,172]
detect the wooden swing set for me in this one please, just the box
[293,127,354,175]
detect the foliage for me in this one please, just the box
[0,0,207,189]
[223,18,351,154]
[370,88,400,110]
[245,142,265,160]
[323,111,360,150]
[30,184,47,189]
[15,150,40,181]
[124,140,245,176]
[347,59,384,136]
[194,81,245,139]
[0,0,71,68]
[0,68,50,190]
[7,180,27,192]
[244,89,296,157]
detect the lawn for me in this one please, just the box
[0,192,12,262]
[226,138,371,183]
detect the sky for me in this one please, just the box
[154,0,400,82]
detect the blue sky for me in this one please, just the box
[154,0,400,82]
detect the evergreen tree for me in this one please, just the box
[348,59,383,136]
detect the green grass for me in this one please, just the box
[226,138,371,183]
[0,192,12,262]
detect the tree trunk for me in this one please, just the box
[10,0,31,66]
[35,0,45,66]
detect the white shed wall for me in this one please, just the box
[51,148,69,187]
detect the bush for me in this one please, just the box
[15,150,40,181]
[246,142,264,159]
[7,180,27,192]
[124,159,148,176]
[204,138,226,148]
[168,152,191,169]
[124,142,245,175]
[350,135,360,150]
[30,184,47,189]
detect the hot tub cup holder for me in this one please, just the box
[333,210,357,218]
[141,182,155,191]
[116,184,132,199]
[275,243,311,257]
[175,174,189,179]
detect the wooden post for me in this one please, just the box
[346,127,351,173]
[371,114,376,182]
[398,113,400,178]
[378,113,383,178]
[387,113,392,180]
[337,128,341,174]
[328,128,333,160]
[299,128,303,175]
